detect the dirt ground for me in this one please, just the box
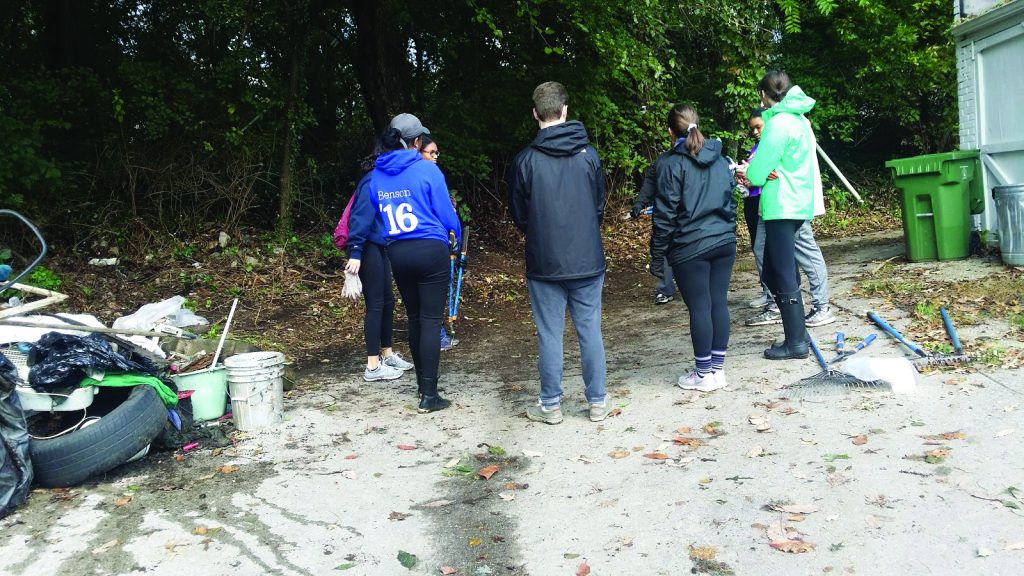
[2,228,1023,576]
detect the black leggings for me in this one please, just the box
[358,242,395,357]
[387,239,450,381]
[671,242,736,358]
[762,219,804,296]
[743,195,760,247]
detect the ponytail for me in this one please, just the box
[667,104,705,157]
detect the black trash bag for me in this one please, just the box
[27,332,162,392]
[1,354,33,518]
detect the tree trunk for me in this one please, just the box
[346,0,410,132]
[278,40,301,237]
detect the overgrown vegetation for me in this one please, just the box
[1,0,955,251]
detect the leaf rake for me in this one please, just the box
[780,337,890,398]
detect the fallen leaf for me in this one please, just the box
[675,426,692,434]
[522,450,543,458]
[422,500,453,508]
[468,538,482,547]
[977,547,994,557]
[756,422,773,433]
[397,550,417,569]
[444,457,461,468]
[217,464,239,474]
[164,539,178,552]
[703,422,724,436]
[770,540,816,553]
[823,454,849,462]
[852,435,868,445]
[925,448,950,464]
[746,446,765,458]
[673,436,701,448]
[607,408,622,417]
[770,503,820,514]
[498,492,515,501]
[576,560,591,576]
[344,453,358,460]
[643,453,669,460]
[476,464,500,480]
[441,567,458,575]
[504,482,528,490]
[334,563,356,570]
[92,539,120,555]
[995,429,1015,438]
[563,553,580,559]
[211,448,223,457]
[789,514,806,522]
[688,545,717,561]
[941,432,966,440]
[174,454,185,462]
[1005,541,1024,551]
[389,511,411,521]
[114,495,133,507]
[193,526,208,535]
[698,477,713,485]
[397,549,417,565]
[397,445,418,451]
[608,449,630,459]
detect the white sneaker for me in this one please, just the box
[382,352,414,371]
[713,370,728,389]
[677,370,727,392]
[747,293,772,308]
[363,363,403,382]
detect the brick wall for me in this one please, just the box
[956,40,977,149]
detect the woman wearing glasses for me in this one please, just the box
[419,135,460,352]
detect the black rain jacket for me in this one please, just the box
[650,138,736,278]
[508,121,606,281]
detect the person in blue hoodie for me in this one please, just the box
[344,142,415,383]
[352,113,461,413]
[650,104,737,393]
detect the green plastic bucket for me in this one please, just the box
[173,366,228,422]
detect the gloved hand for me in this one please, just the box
[457,254,469,270]
[649,258,664,280]
[629,204,643,220]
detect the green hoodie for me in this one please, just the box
[746,85,819,221]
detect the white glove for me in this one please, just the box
[342,271,363,299]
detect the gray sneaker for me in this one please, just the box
[745,306,782,326]
[747,293,772,308]
[526,404,563,425]
[363,363,403,382]
[589,401,609,422]
[382,352,414,371]
[805,306,837,327]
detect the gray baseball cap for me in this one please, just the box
[389,113,430,140]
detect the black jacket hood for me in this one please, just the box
[671,137,723,167]
[531,121,590,157]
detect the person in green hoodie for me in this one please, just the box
[736,70,819,360]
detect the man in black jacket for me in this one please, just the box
[508,81,608,425]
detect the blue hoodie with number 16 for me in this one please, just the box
[369,149,461,247]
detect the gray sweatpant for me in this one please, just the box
[753,218,829,309]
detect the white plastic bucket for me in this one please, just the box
[224,352,285,431]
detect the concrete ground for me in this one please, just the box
[2,230,1023,576]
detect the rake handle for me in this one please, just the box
[808,337,829,370]
[940,307,963,354]
[867,312,928,358]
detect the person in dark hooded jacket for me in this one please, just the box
[508,81,608,425]
[650,103,737,393]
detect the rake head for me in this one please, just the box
[781,369,891,399]
[913,353,972,368]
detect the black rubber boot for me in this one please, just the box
[417,377,451,413]
[764,291,810,360]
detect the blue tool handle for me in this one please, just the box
[808,337,829,370]
[867,311,928,357]
[836,332,845,353]
[940,307,963,354]
[453,266,465,318]
[854,333,877,352]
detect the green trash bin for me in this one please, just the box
[885,150,981,262]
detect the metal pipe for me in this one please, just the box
[816,144,864,204]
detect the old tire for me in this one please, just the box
[30,385,167,487]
